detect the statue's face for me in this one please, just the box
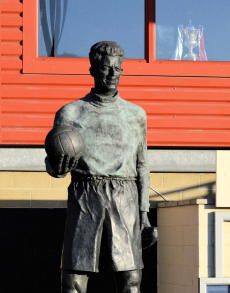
[94,55,123,96]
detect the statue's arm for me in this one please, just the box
[45,107,76,178]
[136,112,151,230]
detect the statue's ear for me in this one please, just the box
[89,67,95,77]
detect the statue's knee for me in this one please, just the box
[125,270,142,288]
[61,270,76,293]
[115,270,142,293]
[61,270,88,293]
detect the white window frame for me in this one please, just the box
[199,278,230,292]
[215,212,230,277]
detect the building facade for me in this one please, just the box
[0,1,230,292]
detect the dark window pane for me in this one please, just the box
[39,0,145,59]
[156,0,230,61]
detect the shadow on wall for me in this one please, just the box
[0,181,216,208]
[0,208,157,293]
[150,181,216,207]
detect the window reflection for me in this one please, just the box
[39,0,68,57]
[156,0,230,62]
[207,285,230,293]
[39,0,145,59]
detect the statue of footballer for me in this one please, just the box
[45,41,151,293]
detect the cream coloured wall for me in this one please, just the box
[216,150,230,207]
[158,202,230,293]
[158,203,199,293]
[0,172,70,208]
[0,172,216,208]
[150,173,215,207]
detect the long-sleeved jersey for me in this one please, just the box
[53,89,150,212]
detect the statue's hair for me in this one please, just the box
[89,41,125,68]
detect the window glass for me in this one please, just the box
[156,0,230,61]
[207,285,230,293]
[39,0,145,59]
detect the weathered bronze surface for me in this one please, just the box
[45,41,151,293]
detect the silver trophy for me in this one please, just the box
[183,20,202,61]
[171,19,207,61]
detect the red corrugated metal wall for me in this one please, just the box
[1,0,230,146]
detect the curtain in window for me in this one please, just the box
[40,0,68,56]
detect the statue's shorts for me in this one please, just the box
[61,176,143,272]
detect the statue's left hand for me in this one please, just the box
[140,211,151,231]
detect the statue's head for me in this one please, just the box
[89,41,125,96]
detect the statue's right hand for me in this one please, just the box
[45,155,79,178]
[55,154,79,175]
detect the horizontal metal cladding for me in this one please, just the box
[1,0,22,76]
[1,74,230,146]
[1,1,230,146]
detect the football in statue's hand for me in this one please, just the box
[45,125,85,162]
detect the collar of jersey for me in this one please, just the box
[89,88,120,107]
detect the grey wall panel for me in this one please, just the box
[148,150,216,172]
[0,148,216,172]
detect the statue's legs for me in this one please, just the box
[114,270,142,293]
[61,269,141,293]
[61,269,89,293]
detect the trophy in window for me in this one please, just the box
[171,20,208,61]
[183,20,199,61]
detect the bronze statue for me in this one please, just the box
[45,41,151,293]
